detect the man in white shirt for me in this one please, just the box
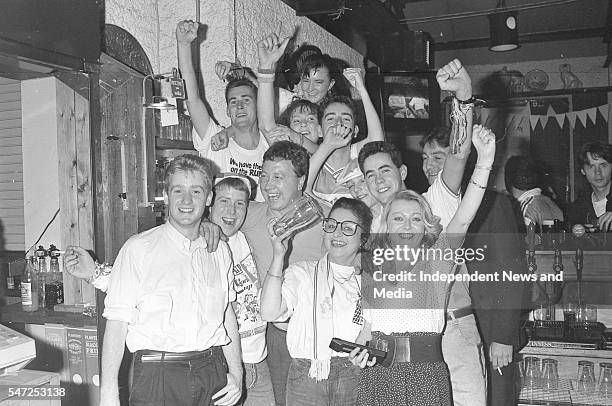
[357,58,488,406]
[99,155,242,406]
[177,20,268,201]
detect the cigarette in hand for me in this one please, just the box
[497,367,503,376]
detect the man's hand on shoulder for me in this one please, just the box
[199,221,228,252]
[211,128,230,151]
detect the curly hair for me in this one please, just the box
[299,53,351,99]
[164,154,218,193]
[357,141,404,173]
[374,190,442,249]
[329,197,373,248]
[263,140,310,178]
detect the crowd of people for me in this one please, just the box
[62,19,612,406]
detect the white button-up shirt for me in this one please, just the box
[103,222,235,352]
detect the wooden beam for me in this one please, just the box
[436,27,606,51]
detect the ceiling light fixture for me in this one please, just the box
[488,0,520,51]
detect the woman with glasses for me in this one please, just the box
[260,197,372,406]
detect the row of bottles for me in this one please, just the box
[19,245,64,312]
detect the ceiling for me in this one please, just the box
[395,0,608,51]
[282,0,610,66]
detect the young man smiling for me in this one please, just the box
[177,20,268,201]
[98,155,242,406]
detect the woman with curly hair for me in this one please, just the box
[349,127,496,406]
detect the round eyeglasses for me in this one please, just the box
[322,218,363,236]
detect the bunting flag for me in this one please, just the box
[481,102,609,134]
[554,114,566,128]
[576,109,588,127]
[586,107,598,125]
[567,111,577,128]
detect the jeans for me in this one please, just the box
[266,324,292,406]
[129,348,227,406]
[286,357,361,406]
[241,360,276,406]
[442,315,486,406]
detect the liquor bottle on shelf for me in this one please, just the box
[21,257,39,312]
[45,244,64,308]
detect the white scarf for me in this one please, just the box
[309,254,362,381]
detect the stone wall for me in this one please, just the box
[106,0,364,126]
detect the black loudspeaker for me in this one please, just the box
[371,30,434,72]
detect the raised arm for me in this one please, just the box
[256,29,290,138]
[176,21,214,150]
[436,59,474,194]
[344,68,384,142]
[305,124,352,194]
[446,125,495,247]
[260,233,290,321]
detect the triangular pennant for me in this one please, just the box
[598,104,609,122]
[586,107,598,124]
[517,115,526,131]
[567,111,577,128]
[554,113,566,128]
[539,115,548,128]
[546,105,557,116]
[530,115,540,130]
[576,110,588,127]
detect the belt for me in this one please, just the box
[369,333,443,367]
[137,348,218,362]
[240,324,267,339]
[446,306,473,321]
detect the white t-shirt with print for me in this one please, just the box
[228,231,267,364]
[193,121,268,201]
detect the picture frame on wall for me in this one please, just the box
[375,71,441,132]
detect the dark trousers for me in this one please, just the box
[487,360,518,406]
[129,348,228,406]
[266,324,292,406]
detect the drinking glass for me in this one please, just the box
[272,195,324,238]
[541,359,559,391]
[522,357,541,390]
[533,303,550,327]
[577,360,596,392]
[563,301,577,322]
[599,363,612,398]
[576,304,597,322]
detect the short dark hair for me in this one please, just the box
[330,197,373,247]
[214,177,251,201]
[357,141,403,173]
[299,54,351,99]
[318,95,358,124]
[504,156,539,191]
[578,141,612,167]
[279,99,319,127]
[283,44,323,89]
[263,140,310,178]
[164,154,217,193]
[225,78,257,103]
[419,126,451,149]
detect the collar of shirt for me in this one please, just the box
[163,222,207,253]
